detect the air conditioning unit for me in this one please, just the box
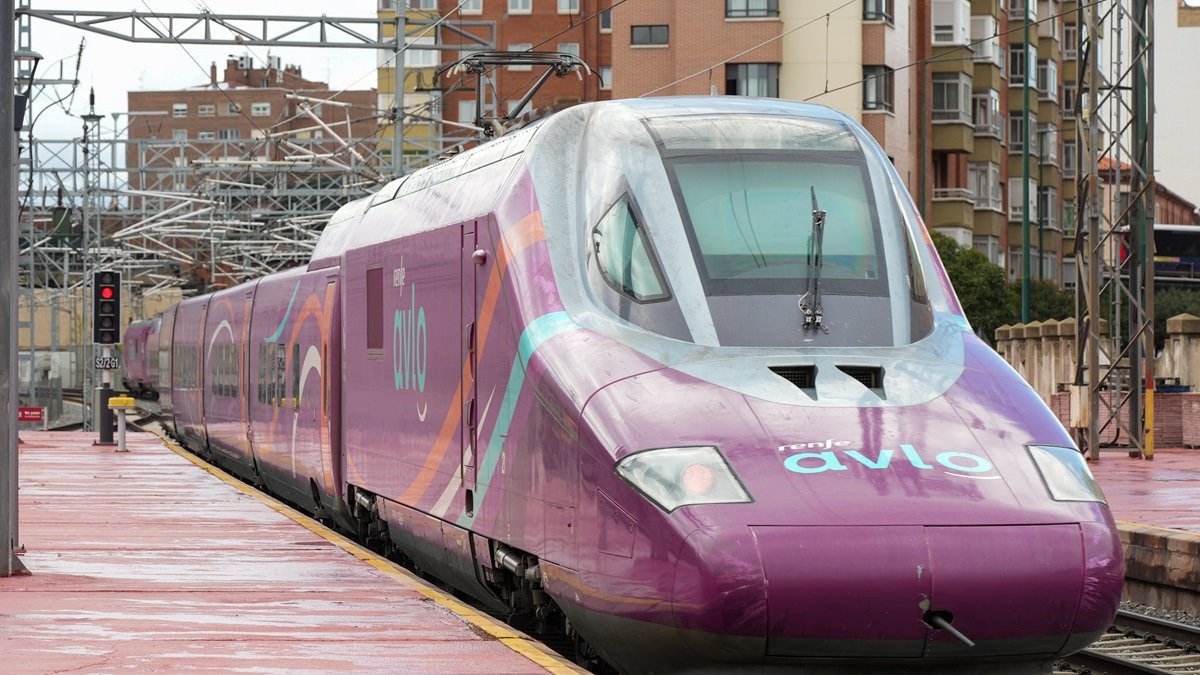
[238,55,253,70]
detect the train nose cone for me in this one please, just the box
[672,523,1121,663]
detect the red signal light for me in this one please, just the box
[100,287,114,299]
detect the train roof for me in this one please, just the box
[308,97,853,268]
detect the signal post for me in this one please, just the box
[92,271,121,446]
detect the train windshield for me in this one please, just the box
[648,115,886,298]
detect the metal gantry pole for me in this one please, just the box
[3,0,31,577]
[391,6,406,179]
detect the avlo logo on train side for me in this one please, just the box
[778,439,998,479]
[392,260,429,421]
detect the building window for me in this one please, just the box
[250,102,271,117]
[1063,80,1077,118]
[405,36,439,68]
[508,0,531,14]
[599,9,612,31]
[1039,123,1058,165]
[1008,113,1037,154]
[558,42,580,57]
[460,0,483,12]
[968,162,1003,211]
[172,129,187,141]
[507,43,532,70]
[932,0,970,45]
[409,0,436,8]
[631,25,669,46]
[599,65,612,90]
[172,103,188,118]
[863,0,893,22]
[1008,177,1038,221]
[1009,0,1036,21]
[197,130,216,140]
[226,102,241,115]
[932,73,972,123]
[197,104,215,117]
[726,0,779,18]
[218,128,240,140]
[1009,42,1037,88]
[458,100,477,123]
[558,0,579,14]
[972,89,1003,139]
[971,16,1001,66]
[1037,1,1060,40]
[863,65,894,112]
[1063,199,1078,237]
[724,63,779,97]
[1063,23,1078,59]
[1063,139,1077,178]
[1036,59,1058,101]
[1038,186,1059,230]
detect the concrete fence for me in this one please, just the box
[994,313,1200,447]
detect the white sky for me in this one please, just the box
[24,1,381,141]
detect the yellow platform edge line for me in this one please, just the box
[149,428,585,674]
[1116,520,1200,538]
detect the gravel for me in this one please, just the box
[1122,600,1200,628]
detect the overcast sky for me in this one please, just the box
[24,1,381,141]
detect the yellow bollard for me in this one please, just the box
[107,396,137,453]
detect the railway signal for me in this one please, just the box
[93,271,121,345]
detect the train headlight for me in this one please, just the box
[1028,445,1108,503]
[616,446,752,513]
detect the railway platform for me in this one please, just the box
[1091,447,1200,615]
[0,431,580,674]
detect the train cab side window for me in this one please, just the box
[591,196,669,302]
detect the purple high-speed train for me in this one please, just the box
[129,98,1123,674]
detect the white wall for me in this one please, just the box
[1154,1,1200,208]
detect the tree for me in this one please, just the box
[930,232,1015,343]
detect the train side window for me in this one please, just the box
[591,196,669,302]
[258,343,267,401]
[366,267,383,352]
[276,345,287,407]
[292,342,300,407]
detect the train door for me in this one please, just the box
[461,220,479,514]
[319,276,342,506]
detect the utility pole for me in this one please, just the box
[3,0,31,577]
[1021,8,1031,323]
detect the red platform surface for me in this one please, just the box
[0,432,578,674]
[1091,447,1200,533]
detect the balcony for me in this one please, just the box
[932,122,975,153]
[931,189,975,230]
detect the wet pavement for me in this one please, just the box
[1091,447,1200,533]
[1,431,579,673]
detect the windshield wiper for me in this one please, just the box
[799,186,828,333]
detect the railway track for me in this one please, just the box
[1060,610,1200,674]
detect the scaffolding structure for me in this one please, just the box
[1073,0,1156,459]
[13,6,495,428]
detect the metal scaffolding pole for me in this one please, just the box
[1074,0,1155,461]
